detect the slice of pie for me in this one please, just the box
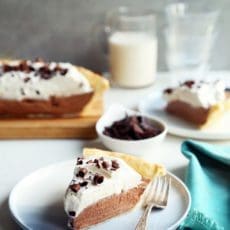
[163,80,230,128]
[64,148,165,229]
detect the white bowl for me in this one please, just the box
[96,104,167,156]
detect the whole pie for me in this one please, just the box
[64,148,165,229]
[0,59,108,117]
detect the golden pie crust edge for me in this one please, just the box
[199,92,230,129]
[83,148,166,180]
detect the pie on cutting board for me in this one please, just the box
[0,59,109,117]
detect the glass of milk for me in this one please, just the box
[107,8,158,88]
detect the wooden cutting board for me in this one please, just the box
[0,87,106,139]
[0,116,99,139]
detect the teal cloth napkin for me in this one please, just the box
[179,140,230,230]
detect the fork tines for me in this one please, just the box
[145,175,171,208]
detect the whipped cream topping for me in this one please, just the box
[163,80,226,109]
[0,60,92,100]
[64,156,142,218]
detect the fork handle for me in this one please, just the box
[135,203,155,230]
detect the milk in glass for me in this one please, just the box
[109,31,157,88]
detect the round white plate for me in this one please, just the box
[9,160,191,230]
[138,92,230,140]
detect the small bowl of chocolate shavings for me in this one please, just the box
[96,104,167,155]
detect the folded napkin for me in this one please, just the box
[179,140,230,230]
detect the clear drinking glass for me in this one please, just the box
[165,3,219,79]
[105,7,158,88]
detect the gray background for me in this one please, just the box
[0,0,229,73]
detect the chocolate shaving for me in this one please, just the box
[68,211,76,217]
[77,160,83,165]
[38,65,52,79]
[102,161,109,169]
[182,80,195,88]
[19,60,30,73]
[111,160,119,170]
[77,168,88,177]
[69,183,81,193]
[29,66,35,71]
[60,69,68,75]
[164,88,173,94]
[77,157,83,165]
[94,159,100,168]
[103,115,162,140]
[80,181,88,187]
[93,174,104,185]
[3,65,11,72]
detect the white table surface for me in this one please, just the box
[0,72,229,230]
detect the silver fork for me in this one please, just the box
[135,175,171,230]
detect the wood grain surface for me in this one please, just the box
[0,116,99,139]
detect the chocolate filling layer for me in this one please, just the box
[0,92,93,117]
[73,181,147,230]
[166,100,210,125]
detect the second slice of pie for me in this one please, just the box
[163,80,230,128]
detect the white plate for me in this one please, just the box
[138,92,230,140]
[9,160,191,230]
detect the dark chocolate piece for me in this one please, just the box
[93,159,100,168]
[69,183,81,193]
[164,88,173,94]
[77,157,83,165]
[77,168,88,177]
[103,115,162,140]
[182,80,195,88]
[102,161,109,169]
[80,181,88,187]
[68,211,76,217]
[93,174,104,185]
[111,160,119,170]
